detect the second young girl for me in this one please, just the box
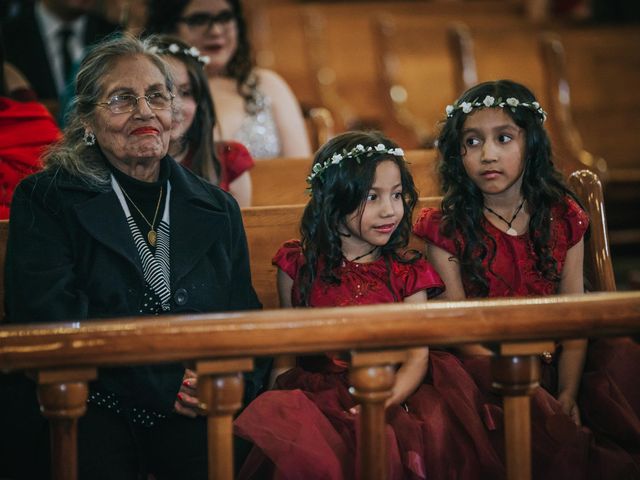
[413,79,639,478]
[234,131,504,480]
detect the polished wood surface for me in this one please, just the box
[569,170,616,292]
[250,149,440,206]
[241,196,441,309]
[2,291,639,371]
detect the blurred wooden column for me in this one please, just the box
[350,349,406,480]
[492,342,554,480]
[37,368,97,480]
[196,358,253,480]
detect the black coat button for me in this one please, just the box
[174,288,188,306]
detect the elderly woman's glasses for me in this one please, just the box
[179,10,235,32]
[96,92,174,114]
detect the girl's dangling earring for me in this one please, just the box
[83,130,96,146]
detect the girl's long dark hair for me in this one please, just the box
[145,0,256,111]
[147,35,221,183]
[437,79,578,296]
[298,131,418,305]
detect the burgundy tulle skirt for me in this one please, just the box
[461,351,640,480]
[234,351,504,480]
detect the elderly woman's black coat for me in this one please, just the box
[4,158,263,412]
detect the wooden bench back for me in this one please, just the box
[251,149,441,206]
[540,26,640,177]
[0,170,614,319]
[242,197,442,309]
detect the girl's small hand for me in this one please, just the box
[557,393,581,426]
[174,369,201,418]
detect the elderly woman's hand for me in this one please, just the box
[174,368,201,418]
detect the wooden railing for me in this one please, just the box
[2,292,640,480]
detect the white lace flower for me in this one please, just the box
[307,143,405,190]
[168,43,180,53]
[445,105,454,116]
[188,46,200,57]
[148,46,159,54]
[532,101,540,108]
[461,102,473,113]
[506,97,519,107]
[483,95,495,107]
[199,56,211,65]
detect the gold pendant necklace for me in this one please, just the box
[120,185,163,247]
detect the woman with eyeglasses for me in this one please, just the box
[146,0,312,159]
[2,33,264,480]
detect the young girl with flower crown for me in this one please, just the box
[413,79,639,478]
[234,131,505,480]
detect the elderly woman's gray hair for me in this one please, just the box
[43,33,174,188]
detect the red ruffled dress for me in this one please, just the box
[0,97,60,219]
[413,198,640,479]
[180,140,254,191]
[234,240,506,480]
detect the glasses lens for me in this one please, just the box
[147,92,172,110]
[183,13,213,27]
[109,95,136,113]
[215,10,235,23]
[181,11,234,30]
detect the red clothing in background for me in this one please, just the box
[0,97,60,219]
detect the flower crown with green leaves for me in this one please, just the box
[306,143,405,191]
[149,44,210,66]
[445,95,547,123]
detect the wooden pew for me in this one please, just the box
[2,290,639,480]
[251,148,441,206]
[245,169,614,308]
[0,169,630,480]
[371,7,531,148]
[0,169,614,319]
[251,1,528,146]
[242,196,441,310]
[539,30,640,249]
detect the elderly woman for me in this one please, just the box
[2,33,264,479]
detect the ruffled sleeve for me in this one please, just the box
[272,239,305,280]
[412,207,458,256]
[563,197,590,248]
[392,257,445,299]
[216,141,255,185]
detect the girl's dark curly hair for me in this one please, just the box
[298,131,418,305]
[437,79,578,297]
[144,0,256,110]
[146,35,221,184]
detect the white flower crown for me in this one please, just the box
[149,44,211,66]
[306,143,405,190]
[445,95,547,122]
